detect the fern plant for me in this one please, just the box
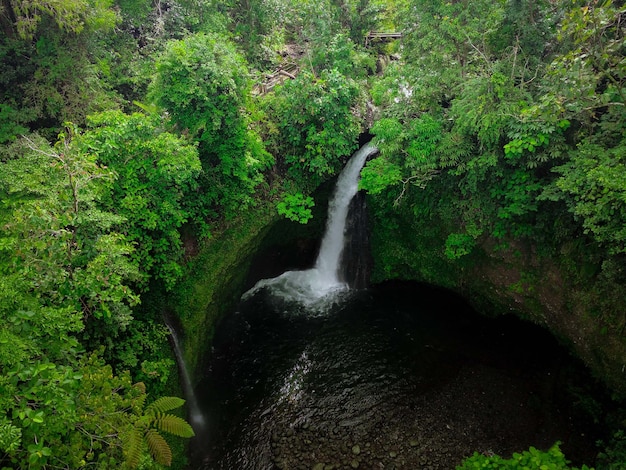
[124,384,195,468]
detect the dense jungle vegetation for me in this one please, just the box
[1,0,625,468]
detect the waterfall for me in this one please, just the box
[313,142,375,286]
[164,319,207,435]
[243,142,377,308]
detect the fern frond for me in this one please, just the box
[123,426,144,469]
[145,396,185,416]
[133,382,147,411]
[145,429,172,466]
[154,414,195,438]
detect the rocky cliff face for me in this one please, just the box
[367,204,626,397]
[341,191,373,289]
[171,189,626,399]
[466,239,626,397]
[169,204,280,378]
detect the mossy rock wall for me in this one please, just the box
[168,204,278,377]
[466,240,626,397]
[168,186,626,398]
[168,187,331,382]
[368,200,626,397]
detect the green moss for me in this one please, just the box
[166,182,330,382]
[168,202,279,377]
[368,195,474,289]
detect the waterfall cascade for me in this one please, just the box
[243,142,377,308]
[164,320,207,435]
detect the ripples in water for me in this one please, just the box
[193,281,602,469]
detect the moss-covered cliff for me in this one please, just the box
[169,181,625,405]
[168,205,278,376]
[166,182,333,381]
[367,196,626,398]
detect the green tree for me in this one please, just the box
[347,0,386,43]
[0,126,197,468]
[361,114,443,196]
[78,110,201,290]
[310,32,375,77]
[150,32,273,219]
[219,0,285,66]
[0,132,141,468]
[532,1,626,255]
[541,0,626,128]
[264,68,363,189]
[1,0,117,40]
[361,0,575,258]
[550,138,626,255]
[0,131,141,320]
[0,0,120,142]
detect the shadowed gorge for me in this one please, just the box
[190,145,609,469]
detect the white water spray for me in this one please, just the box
[164,321,207,435]
[244,142,377,308]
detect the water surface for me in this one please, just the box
[194,281,600,469]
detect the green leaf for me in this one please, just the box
[277,193,315,224]
[145,429,172,466]
[124,426,143,469]
[144,396,186,416]
[154,414,195,438]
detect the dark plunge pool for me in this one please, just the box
[192,280,604,469]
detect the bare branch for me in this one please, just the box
[393,171,438,206]
[463,31,492,72]
[21,135,63,162]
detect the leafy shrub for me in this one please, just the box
[264,68,363,189]
[457,443,593,470]
[277,192,315,224]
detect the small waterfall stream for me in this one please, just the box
[243,142,378,308]
[164,320,206,435]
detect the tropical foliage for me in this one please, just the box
[360,0,626,264]
[263,68,364,189]
[457,443,593,470]
[1,0,626,467]
[150,32,274,220]
[123,387,194,468]
[78,110,201,290]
